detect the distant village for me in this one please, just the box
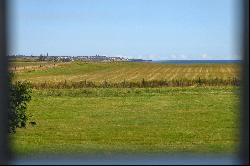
[9,53,152,62]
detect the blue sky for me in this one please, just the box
[9,0,241,60]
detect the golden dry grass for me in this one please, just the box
[11,61,240,85]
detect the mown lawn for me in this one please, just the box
[11,87,240,155]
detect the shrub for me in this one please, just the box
[8,74,32,133]
[31,77,240,89]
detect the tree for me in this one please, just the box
[8,73,32,133]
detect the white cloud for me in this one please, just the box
[201,54,208,59]
[170,54,177,60]
[145,54,161,60]
[180,54,187,60]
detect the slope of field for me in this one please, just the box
[12,61,240,84]
[11,87,239,155]
[10,61,240,155]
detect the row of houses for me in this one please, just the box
[9,54,129,62]
[75,55,128,62]
[9,54,152,62]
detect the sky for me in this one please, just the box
[9,0,241,60]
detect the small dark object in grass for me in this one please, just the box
[29,122,37,127]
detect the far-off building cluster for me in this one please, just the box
[9,54,152,62]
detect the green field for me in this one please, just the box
[10,61,240,155]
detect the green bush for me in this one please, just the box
[9,74,32,133]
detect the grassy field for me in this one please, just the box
[10,61,240,155]
[11,87,239,155]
